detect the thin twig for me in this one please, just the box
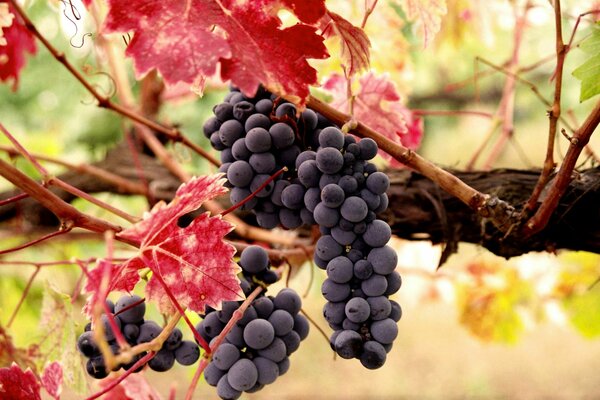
[0,228,72,255]
[6,266,40,327]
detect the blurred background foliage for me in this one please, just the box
[1,0,600,398]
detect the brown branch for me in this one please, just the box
[524,0,567,214]
[523,99,600,236]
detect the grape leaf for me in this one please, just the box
[99,373,162,400]
[104,0,328,104]
[0,1,37,90]
[259,0,326,24]
[573,23,600,102]
[396,0,447,47]
[38,284,86,394]
[321,11,370,76]
[0,3,12,46]
[323,72,423,165]
[0,363,41,400]
[85,174,242,315]
[41,362,62,400]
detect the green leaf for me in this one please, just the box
[37,284,87,394]
[573,23,600,102]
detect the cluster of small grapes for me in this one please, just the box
[204,86,332,229]
[196,246,309,399]
[77,295,200,379]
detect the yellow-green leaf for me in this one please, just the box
[573,23,600,102]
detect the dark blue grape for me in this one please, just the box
[334,330,363,359]
[77,331,99,357]
[249,152,276,174]
[231,138,250,161]
[363,220,392,248]
[370,318,398,344]
[277,145,301,168]
[217,374,241,400]
[361,274,388,297]
[295,150,316,170]
[360,341,386,369]
[233,101,255,122]
[358,138,378,160]
[338,176,358,195]
[86,356,108,379]
[218,119,244,147]
[366,171,389,195]
[245,127,272,152]
[175,340,200,365]
[204,362,225,386]
[245,113,270,131]
[321,279,351,302]
[281,184,305,210]
[255,98,274,115]
[257,337,287,362]
[313,203,340,228]
[279,208,302,229]
[345,297,370,323]
[274,288,302,315]
[360,188,381,210]
[165,327,183,350]
[227,160,254,187]
[323,301,346,325]
[250,174,275,198]
[318,126,345,149]
[340,196,368,223]
[316,235,343,261]
[321,183,345,208]
[253,356,279,385]
[300,109,318,132]
[240,245,269,274]
[203,116,221,138]
[389,300,403,322]
[385,271,402,295]
[149,348,175,372]
[326,256,354,284]
[331,226,356,246]
[243,319,275,350]
[213,102,234,122]
[212,343,240,370]
[354,259,373,280]
[275,103,297,119]
[297,159,321,187]
[367,246,398,275]
[268,309,294,336]
[230,187,257,211]
[293,313,310,340]
[269,122,295,149]
[316,147,344,174]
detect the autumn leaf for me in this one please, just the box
[41,362,63,400]
[104,0,328,104]
[321,11,370,76]
[38,284,86,394]
[0,363,41,400]
[323,72,423,164]
[259,0,327,24]
[99,373,162,400]
[397,0,447,47]
[85,174,242,315]
[0,1,37,90]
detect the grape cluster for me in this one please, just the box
[204,87,332,229]
[77,295,200,379]
[197,246,309,399]
[206,87,401,369]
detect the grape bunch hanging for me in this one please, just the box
[206,86,402,369]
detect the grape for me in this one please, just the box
[352,260,372,281]
[229,187,257,211]
[316,147,344,174]
[218,119,244,147]
[237,305,258,326]
[313,253,328,270]
[277,357,290,376]
[149,348,175,372]
[300,208,316,225]
[220,148,235,163]
[137,321,162,344]
[360,341,386,369]
[275,103,297,119]
[361,274,388,297]
[255,98,273,115]
[273,288,302,315]
[228,92,245,104]
[218,301,241,324]
[243,319,275,350]
[225,324,246,348]
[321,279,351,302]
[86,356,108,379]
[385,271,402,295]
[214,102,234,122]
[105,299,115,314]
[299,109,318,132]
[200,312,225,338]
[360,188,381,210]
[323,301,346,325]
[253,297,274,320]
[370,318,398,344]
[338,218,355,232]
[101,314,122,342]
[319,173,340,190]
[334,330,363,359]
[268,309,294,336]
[281,330,301,354]
[331,226,356,246]
[346,142,360,156]
[363,220,392,248]
[213,343,241,370]
[203,116,221,138]
[367,246,398,275]
[366,171,390,195]
[347,249,364,263]
[277,145,301,168]
[231,138,250,161]
[340,196,368,223]
[270,180,290,207]
[239,245,269,274]
[227,160,254,187]
[165,327,183,350]
[217,374,241,400]
[367,296,391,321]
[295,150,316,169]
[321,184,345,208]
[318,126,345,149]
[269,122,295,149]
[389,300,403,322]
[249,152,276,174]
[345,297,371,323]
[326,256,354,284]
[281,184,305,210]
[249,174,274,198]
[374,193,389,214]
[253,357,279,385]
[353,222,367,236]
[316,235,343,261]
[233,101,255,122]
[343,318,360,331]
[77,331,99,357]
[279,208,302,229]
[313,203,340,228]
[123,324,140,344]
[114,295,145,324]
[358,138,378,160]
[245,127,272,152]
[292,314,309,340]
[175,340,200,365]
[257,337,287,363]
[245,113,270,131]
[297,159,320,187]
[204,362,226,386]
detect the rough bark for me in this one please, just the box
[2,144,599,259]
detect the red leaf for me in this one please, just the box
[85,175,242,315]
[104,0,328,105]
[41,362,62,400]
[320,11,370,76]
[323,72,423,165]
[258,0,326,24]
[0,363,41,400]
[99,373,162,400]
[0,2,37,90]
[398,0,447,47]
